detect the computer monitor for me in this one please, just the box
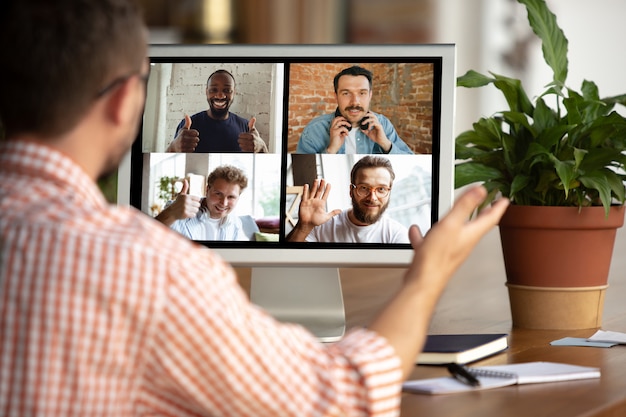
[118,44,456,341]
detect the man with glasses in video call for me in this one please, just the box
[287,155,411,243]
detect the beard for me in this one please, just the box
[351,194,389,225]
[209,98,231,118]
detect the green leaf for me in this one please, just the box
[457,70,495,88]
[532,97,558,131]
[502,111,534,134]
[602,93,626,107]
[455,140,491,160]
[535,125,569,151]
[456,118,503,149]
[579,172,614,215]
[454,161,504,189]
[510,174,530,197]
[605,169,626,204]
[492,73,534,115]
[572,147,587,170]
[518,0,569,85]
[550,156,576,198]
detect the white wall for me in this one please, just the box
[435,0,626,136]
[527,0,626,101]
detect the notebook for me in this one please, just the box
[416,333,508,365]
[403,361,601,395]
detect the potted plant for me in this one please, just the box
[454,0,626,329]
[152,175,182,215]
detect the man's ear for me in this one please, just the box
[104,76,140,126]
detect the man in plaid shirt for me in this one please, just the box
[0,1,508,416]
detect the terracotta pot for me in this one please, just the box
[499,205,625,330]
[499,205,625,287]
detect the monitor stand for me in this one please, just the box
[249,267,346,343]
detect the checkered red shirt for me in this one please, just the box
[0,141,402,416]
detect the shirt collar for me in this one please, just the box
[0,140,108,209]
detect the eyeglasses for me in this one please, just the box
[95,71,150,99]
[351,183,391,198]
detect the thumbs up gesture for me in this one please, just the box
[166,114,200,153]
[238,116,268,153]
[154,179,202,226]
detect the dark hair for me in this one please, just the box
[333,65,373,93]
[207,69,236,87]
[207,165,248,191]
[350,156,395,186]
[0,0,146,138]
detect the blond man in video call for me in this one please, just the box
[156,165,250,241]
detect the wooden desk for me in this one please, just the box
[339,228,626,417]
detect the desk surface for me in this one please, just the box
[339,228,626,417]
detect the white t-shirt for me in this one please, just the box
[305,210,410,243]
[170,211,248,241]
[344,128,358,154]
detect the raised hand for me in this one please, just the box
[286,179,341,242]
[166,114,200,153]
[407,186,509,284]
[154,179,202,226]
[238,116,268,153]
[368,185,509,379]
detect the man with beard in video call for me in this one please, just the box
[287,155,411,243]
[166,69,268,153]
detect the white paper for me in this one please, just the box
[588,330,626,344]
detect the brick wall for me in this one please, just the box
[287,62,434,154]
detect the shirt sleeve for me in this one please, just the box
[232,216,250,241]
[296,115,333,154]
[142,247,402,417]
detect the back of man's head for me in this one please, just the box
[0,0,146,140]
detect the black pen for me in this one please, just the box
[447,363,481,387]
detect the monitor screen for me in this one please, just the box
[119,43,456,267]
[117,44,457,340]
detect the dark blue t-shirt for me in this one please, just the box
[175,111,249,153]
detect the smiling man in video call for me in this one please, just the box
[296,65,414,155]
[0,0,509,415]
[155,165,250,241]
[165,69,268,153]
[287,156,411,243]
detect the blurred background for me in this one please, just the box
[138,0,626,139]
